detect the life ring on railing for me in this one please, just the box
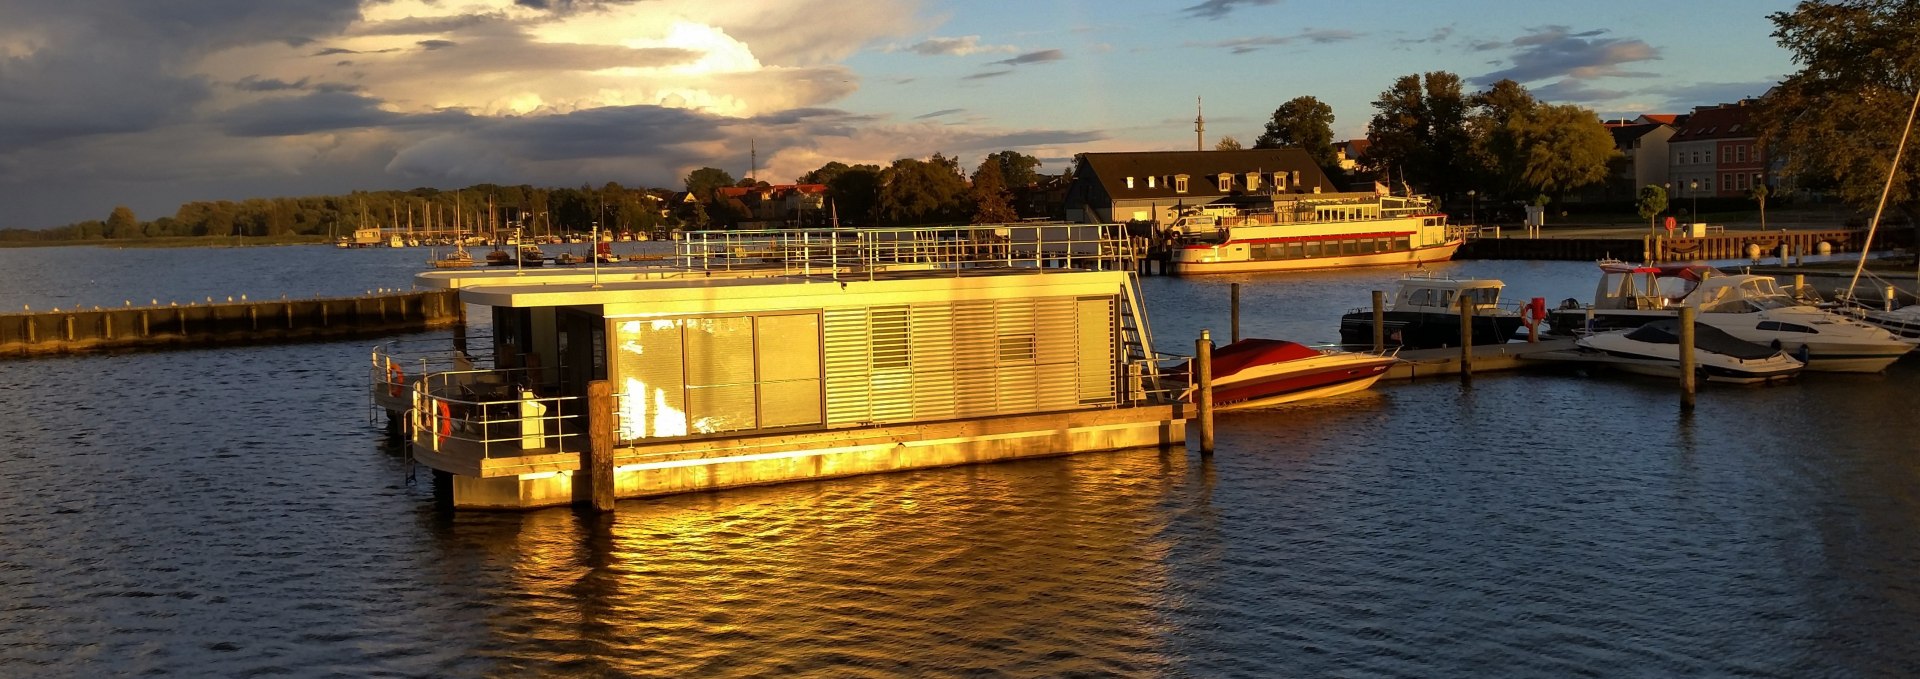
[435,400,453,446]
[387,362,405,397]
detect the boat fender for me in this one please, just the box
[435,399,453,445]
[387,363,405,397]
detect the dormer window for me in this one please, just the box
[1246,172,1261,191]
[1174,175,1189,193]
[1125,176,1135,189]
[1217,173,1233,191]
[1147,176,1156,188]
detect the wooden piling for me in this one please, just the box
[141,311,150,338]
[586,380,616,512]
[1371,290,1386,353]
[1196,330,1214,456]
[1457,295,1473,378]
[1679,306,1697,411]
[1229,283,1241,344]
[64,315,74,342]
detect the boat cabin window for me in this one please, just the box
[1756,321,1817,334]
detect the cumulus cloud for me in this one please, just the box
[1182,0,1280,20]
[1472,26,1660,86]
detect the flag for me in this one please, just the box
[1374,181,1390,196]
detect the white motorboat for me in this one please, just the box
[1203,339,1398,410]
[1572,319,1804,384]
[1547,260,1910,372]
[1337,274,1539,349]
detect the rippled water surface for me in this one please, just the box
[1,245,1917,677]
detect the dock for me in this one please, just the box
[1457,227,1869,263]
[1383,338,1577,380]
[0,289,462,358]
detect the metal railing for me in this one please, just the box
[370,334,493,405]
[408,368,582,459]
[674,224,1141,279]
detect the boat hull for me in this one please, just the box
[1208,345,1398,410]
[1174,241,1461,275]
[1546,308,1908,373]
[1337,311,1526,349]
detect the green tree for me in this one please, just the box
[1366,72,1472,195]
[1638,184,1669,233]
[825,164,882,225]
[1509,103,1619,200]
[799,161,852,186]
[1751,184,1771,230]
[970,160,1018,224]
[1215,136,1243,151]
[1254,96,1338,169]
[683,167,735,199]
[1760,0,1920,220]
[980,150,1042,188]
[105,205,139,239]
[1467,78,1538,198]
[876,154,971,226]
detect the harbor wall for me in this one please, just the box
[0,290,461,358]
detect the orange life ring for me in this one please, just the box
[1519,301,1544,329]
[435,400,453,445]
[387,362,405,397]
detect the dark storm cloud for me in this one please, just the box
[1472,26,1660,86]
[353,14,503,37]
[1182,0,1279,20]
[499,106,731,161]
[990,50,1065,67]
[235,76,311,92]
[216,92,406,137]
[0,0,362,152]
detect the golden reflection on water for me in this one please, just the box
[460,449,1201,676]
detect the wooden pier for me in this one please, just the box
[1457,228,1869,263]
[0,289,462,358]
[1383,338,1578,380]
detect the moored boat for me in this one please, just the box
[1203,339,1398,409]
[1568,318,1804,384]
[1169,192,1463,275]
[1337,274,1538,349]
[1546,260,1909,372]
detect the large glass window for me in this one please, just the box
[613,313,823,440]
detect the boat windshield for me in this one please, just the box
[1696,278,1798,313]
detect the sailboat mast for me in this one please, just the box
[1846,86,1920,299]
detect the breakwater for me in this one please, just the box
[0,289,461,358]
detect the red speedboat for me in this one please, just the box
[1203,339,1398,410]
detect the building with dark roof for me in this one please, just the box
[1604,117,1677,193]
[1064,149,1337,224]
[1668,100,1765,200]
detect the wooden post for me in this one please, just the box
[141,310,150,338]
[321,301,329,327]
[1195,330,1214,456]
[1794,274,1806,301]
[178,308,187,335]
[250,305,259,330]
[1457,294,1473,378]
[24,318,33,344]
[286,302,294,329]
[1371,290,1386,352]
[64,315,74,341]
[1229,283,1241,344]
[102,314,112,340]
[1678,306,1697,411]
[586,380,616,512]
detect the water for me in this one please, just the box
[1,246,1917,677]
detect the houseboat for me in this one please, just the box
[372,225,1192,509]
[1168,193,1463,274]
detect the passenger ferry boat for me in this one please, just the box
[370,224,1193,509]
[1168,193,1463,274]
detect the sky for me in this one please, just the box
[0,0,1801,229]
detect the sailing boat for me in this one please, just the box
[1837,87,1920,343]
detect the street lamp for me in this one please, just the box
[1467,189,1477,226]
[1688,179,1699,225]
